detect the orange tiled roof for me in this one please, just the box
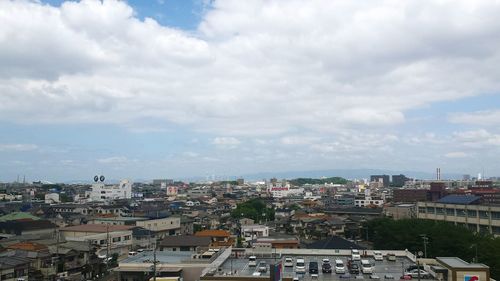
[194,229,230,237]
[8,242,48,252]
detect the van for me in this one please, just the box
[351,249,361,261]
[296,258,306,273]
[373,251,383,261]
[249,256,257,267]
[128,251,138,256]
[361,260,373,274]
[335,259,346,274]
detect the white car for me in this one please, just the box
[285,257,294,267]
[361,260,373,274]
[335,259,346,274]
[249,256,257,267]
[296,258,306,273]
[352,249,361,261]
[404,269,431,279]
[373,251,383,261]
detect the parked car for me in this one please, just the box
[296,258,306,273]
[258,261,268,273]
[249,256,257,267]
[285,257,294,267]
[309,261,319,274]
[361,259,374,274]
[352,249,361,261]
[404,269,430,279]
[322,262,332,273]
[370,274,381,279]
[335,259,346,274]
[373,251,383,261]
[349,263,360,274]
[386,253,396,261]
[384,274,394,279]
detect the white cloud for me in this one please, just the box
[212,137,240,146]
[453,129,500,147]
[97,156,130,164]
[0,144,38,152]
[449,110,500,126]
[1,0,500,138]
[445,151,468,158]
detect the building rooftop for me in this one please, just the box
[195,230,230,238]
[436,195,482,205]
[437,257,489,269]
[160,235,211,247]
[0,212,40,222]
[60,224,134,233]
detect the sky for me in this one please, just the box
[1,0,500,182]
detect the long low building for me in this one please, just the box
[417,198,500,236]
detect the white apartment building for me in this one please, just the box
[267,183,304,198]
[354,188,385,207]
[88,179,132,201]
[241,224,269,242]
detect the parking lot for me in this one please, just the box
[218,255,426,281]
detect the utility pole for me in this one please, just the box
[420,234,429,258]
[153,238,157,281]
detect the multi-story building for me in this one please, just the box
[241,224,269,242]
[88,179,132,201]
[417,195,500,236]
[392,174,409,187]
[370,175,390,187]
[393,188,429,203]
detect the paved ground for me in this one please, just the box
[218,255,429,281]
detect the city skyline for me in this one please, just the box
[1,0,500,181]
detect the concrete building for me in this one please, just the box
[435,257,490,281]
[392,174,409,187]
[370,175,390,187]
[393,188,429,203]
[384,204,416,220]
[0,256,30,281]
[417,197,500,236]
[88,179,132,201]
[135,216,181,238]
[241,224,269,242]
[60,224,134,258]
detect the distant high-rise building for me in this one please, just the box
[370,175,390,187]
[463,174,471,181]
[392,174,409,187]
[153,179,174,186]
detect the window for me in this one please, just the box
[426,207,435,214]
[446,208,454,216]
[479,211,489,219]
[112,237,121,242]
[418,207,426,214]
[492,212,500,220]
[436,208,444,215]
[467,210,477,217]
[456,209,466,217]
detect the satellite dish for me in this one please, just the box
[94,175,99,182]
[100,175,105,182]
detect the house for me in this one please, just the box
[0,220,56,239]
[60,224,134,258]
[194,230,234,247]
[158,235,211,252]
[0,255,30,281]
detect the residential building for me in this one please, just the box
[88,179,132,201]
[241,224,269,242]
[0,256,30,281]
[60,224,134,257]
[158,235,211,252]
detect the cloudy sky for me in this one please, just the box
[1,0,500,182]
